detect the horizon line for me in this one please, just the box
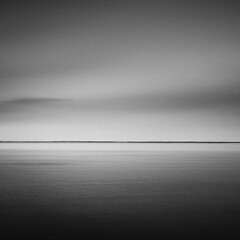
[0,141,240,144]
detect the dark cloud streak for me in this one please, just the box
[1,83,240,122]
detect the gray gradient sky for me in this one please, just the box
[1,0,240,140]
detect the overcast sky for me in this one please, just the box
[1,0,240,140]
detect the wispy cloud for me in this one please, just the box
[1,82,239,123]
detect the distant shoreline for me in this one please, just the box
[0,141,240,144]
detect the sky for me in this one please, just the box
[1,0,240,141]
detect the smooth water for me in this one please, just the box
[1,147,240,239]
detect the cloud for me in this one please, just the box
[0,82,240,123]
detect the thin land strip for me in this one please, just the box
[0,141,240,144]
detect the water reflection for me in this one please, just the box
[1,147,240,239]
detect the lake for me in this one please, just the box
[0,144,240,239]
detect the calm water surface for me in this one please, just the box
[0,146,240,239]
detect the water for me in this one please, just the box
[1,145,240,239]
